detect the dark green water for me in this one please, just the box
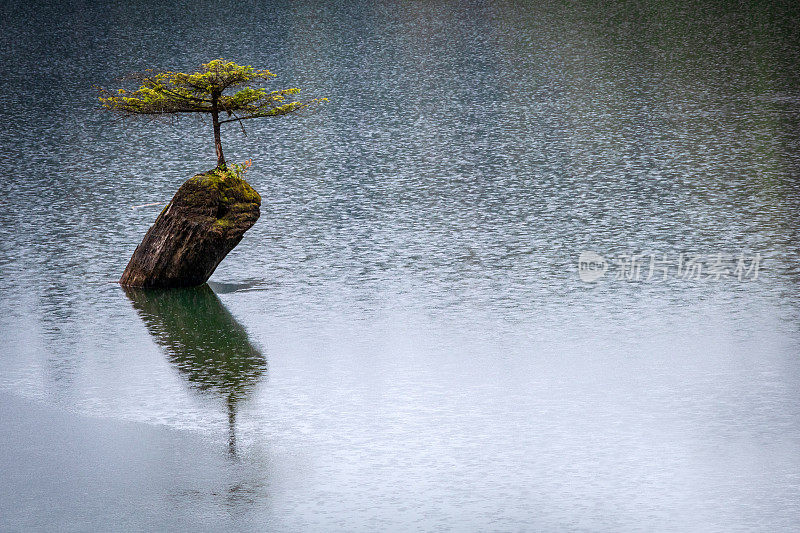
[1,1,800,530]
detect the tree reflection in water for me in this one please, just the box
[124,284,265,458]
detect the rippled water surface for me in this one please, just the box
[2,1,800,530]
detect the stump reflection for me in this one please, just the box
[125,284,265,458]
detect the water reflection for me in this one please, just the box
[124,285,266,458]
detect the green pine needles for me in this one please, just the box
[98,59,326,169]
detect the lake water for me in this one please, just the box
[2,1,800,530]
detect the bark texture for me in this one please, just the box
[120,170,261,288]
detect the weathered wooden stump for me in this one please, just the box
[120,169,261,288]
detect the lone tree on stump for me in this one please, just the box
[98,59,325,168]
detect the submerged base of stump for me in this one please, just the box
[120,169,261,289]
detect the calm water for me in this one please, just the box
[2,0,800,530]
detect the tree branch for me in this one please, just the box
[218,102,313,124]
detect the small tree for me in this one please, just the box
[98,59,325,169]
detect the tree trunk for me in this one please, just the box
[211,94,225,169]
[119,169,261,288]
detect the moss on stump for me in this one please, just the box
[120,169,261,288]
